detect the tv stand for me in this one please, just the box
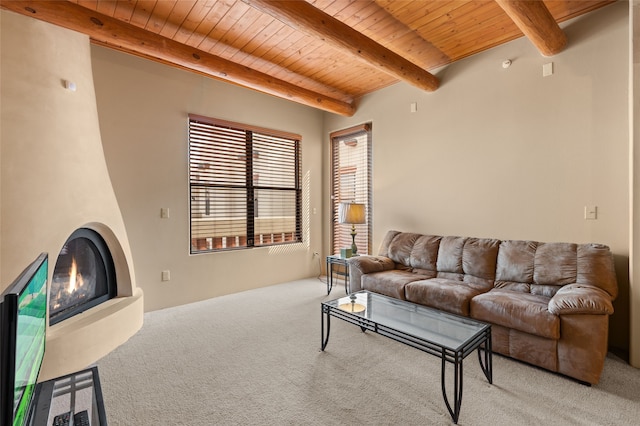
[30,366,107,426]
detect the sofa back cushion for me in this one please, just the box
[577,243,618,299]
[532,242,577,297]
[409,235,442,272]
[386,232,421,266]
[378,230,401,257]
[495,240,537,293]
[436,236,465,279]
[462,238,501,289]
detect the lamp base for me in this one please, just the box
[351,225,358,256]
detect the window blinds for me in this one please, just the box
[331,124,372,256]
[189,115,301,253]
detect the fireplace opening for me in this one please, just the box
[50,228,116,326]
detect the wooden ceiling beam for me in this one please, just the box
[0,0,356,116]
[495,0,567,56]
[242,0,439,92]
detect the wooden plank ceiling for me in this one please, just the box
[1,0,615,116]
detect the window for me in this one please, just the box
[331,123,372,255]
[188,114,302,253]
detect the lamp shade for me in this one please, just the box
[338,202,366,224]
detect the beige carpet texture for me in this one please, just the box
[96,279,640,425]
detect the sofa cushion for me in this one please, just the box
[361,270,432,300]
[577,244,618,299]
[534,242,577,286]
[387,233,421,267]
[409,235,441,271]
[470,289,560,339]
[377,230,401,257]
[436,236,466,273]
[462,238,500,288]
[405,278,484,316]
[496,240,537,284]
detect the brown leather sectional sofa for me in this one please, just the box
[348,230,618,385]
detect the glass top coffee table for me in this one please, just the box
[321,291,492,424]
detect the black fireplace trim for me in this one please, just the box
[49,228,117,326]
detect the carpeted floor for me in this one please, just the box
[96,278,640,425]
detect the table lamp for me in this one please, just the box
[338,202,366,256]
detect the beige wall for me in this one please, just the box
[325,2,630,352]
[91,46,325,311]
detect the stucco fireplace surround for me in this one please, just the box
[0,11,144,381]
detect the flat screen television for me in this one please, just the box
[0,253,48,426]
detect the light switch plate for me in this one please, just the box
[584,206,597,220]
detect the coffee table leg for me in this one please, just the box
[477,330,493,384]
[321,306,331,351]
[441,351,463,424]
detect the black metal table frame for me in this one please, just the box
[325,255,350,295]
[30,366,108,426]
[321,299,492,424]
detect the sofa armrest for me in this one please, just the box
[548,284,614,315]
[348,256,395,292]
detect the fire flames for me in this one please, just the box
[67,257,83,293]
[51,257,86,312]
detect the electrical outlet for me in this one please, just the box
[161,270,171,281]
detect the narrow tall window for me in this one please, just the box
[188,115,302,253]
[331,123,372,255]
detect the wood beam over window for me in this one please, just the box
[495,0,568,57]
[0,0,356,117]
[242,0,440,92]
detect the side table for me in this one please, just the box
[326,255,351,295]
